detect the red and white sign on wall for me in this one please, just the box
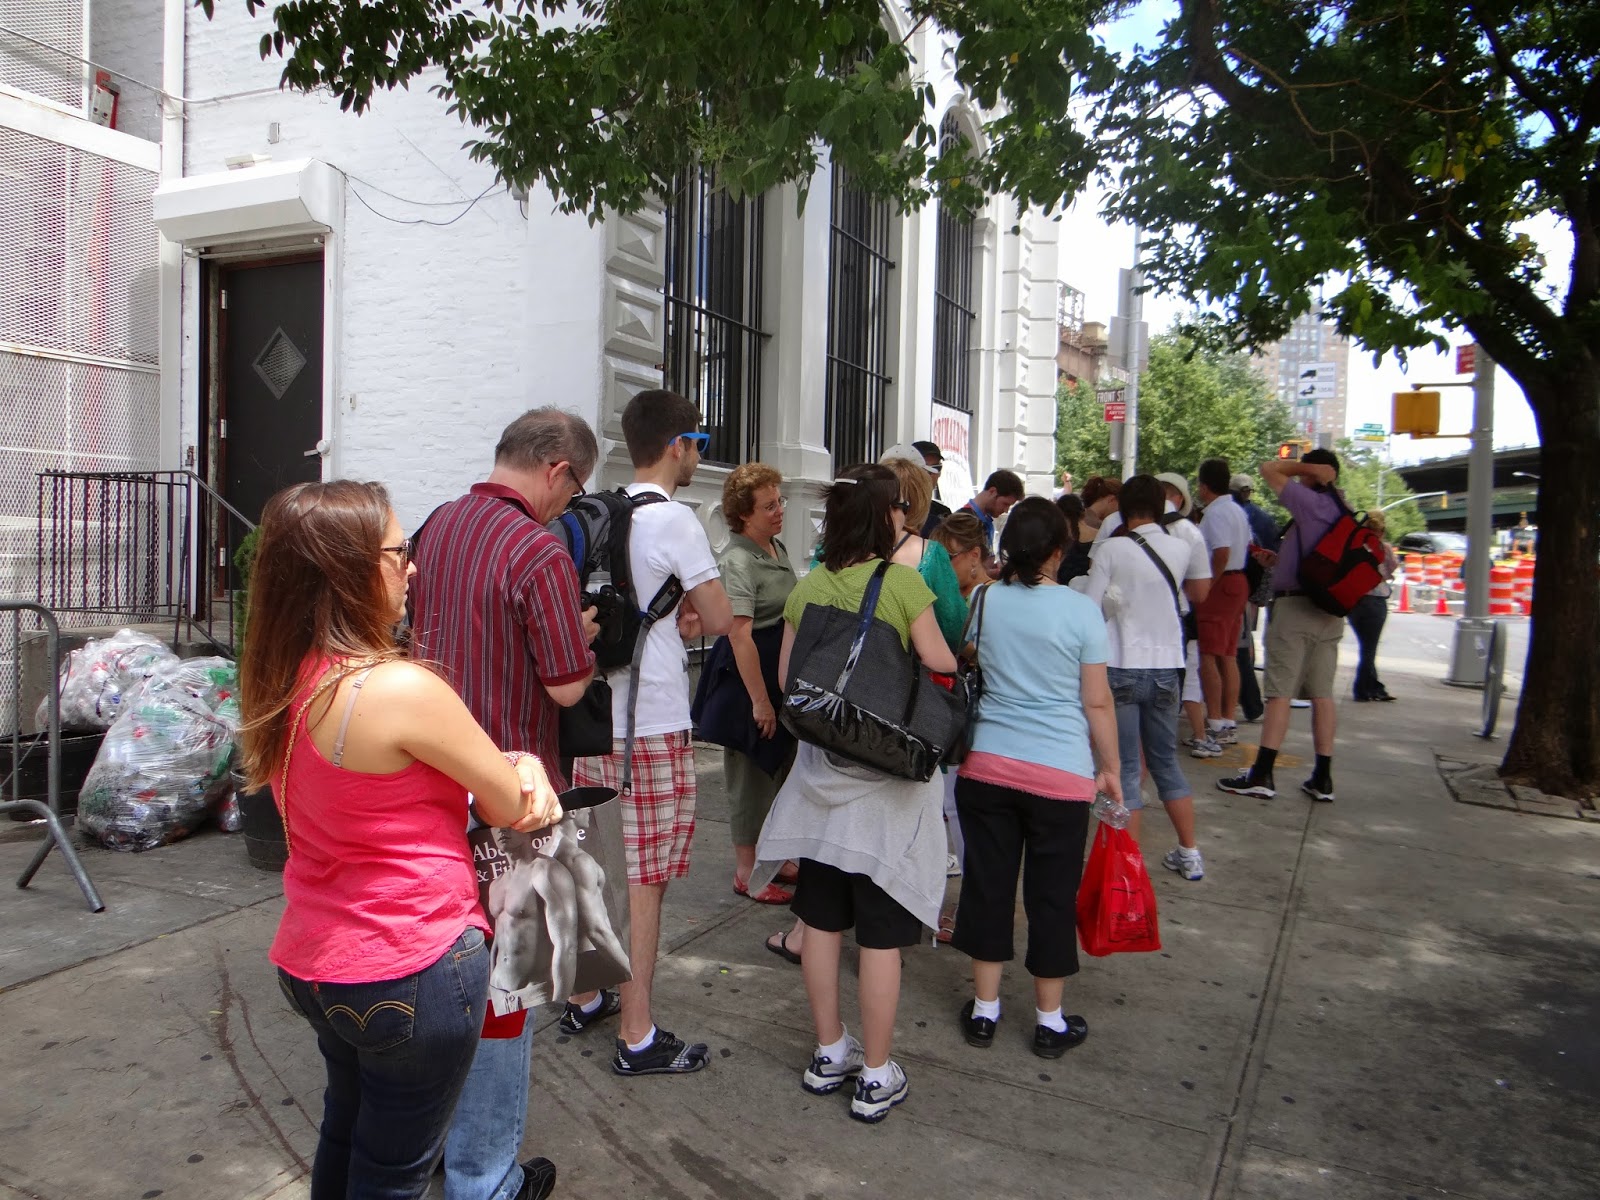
[1455,344,1477,375]
[1103,400,1126,423]
[930,402,975,509]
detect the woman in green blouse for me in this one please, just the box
[717,463,799,904]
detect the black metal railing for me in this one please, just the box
[35,470,255,656]
[825,165,895,468]
[932,114,977,414]
[663,167,767,466]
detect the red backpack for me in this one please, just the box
[1296,493,1384,616]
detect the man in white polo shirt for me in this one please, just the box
[1195,458,1253,746]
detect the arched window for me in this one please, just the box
[825,164,895,467]
[931,112,976,413]
[662,168,765,465]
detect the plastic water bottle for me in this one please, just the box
[1092,792,1130,829]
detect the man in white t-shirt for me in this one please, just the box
[1083,474,1208,879]
[570,389,732,1078]
[1195,458,1253,746]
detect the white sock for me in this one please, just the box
[1179,844,1201,857]
[625,1025,658,1053]
[1036,1006,1068,1033]
[860,1059,895,1087]
[1207,719,1227,732]
[972,996,1001,1021]
[818,1028,850,1063]
[579,992,605,1015]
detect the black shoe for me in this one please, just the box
[959,1000,998,1049]
[1218,772,1275,799]
[514,1157,558,1200]
[1374,690,1396,702]
[1301,776,1335,803]
[1033,1016,1089,1059]
[1353,693,1372,702]
[558,990,620,1034]
[612,1028,710,1077]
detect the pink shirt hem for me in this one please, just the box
[959,751,1096,801]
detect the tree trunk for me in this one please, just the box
[1499,369,1600,798]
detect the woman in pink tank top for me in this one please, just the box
[237,480,562,1200]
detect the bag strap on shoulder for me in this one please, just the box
[1128,530,1186,640]
[617,489,684,795]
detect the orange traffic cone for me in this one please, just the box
[1432,584,1451,616]
[1396,575,1412,614]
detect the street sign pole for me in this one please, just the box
[1448,344,1496,686]
[1121,229,1143,480]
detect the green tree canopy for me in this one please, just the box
[1056,331,1295,488]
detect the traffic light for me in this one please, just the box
[1278,439,1311,461]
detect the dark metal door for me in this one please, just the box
[219,258,324,522]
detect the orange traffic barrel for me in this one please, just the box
[1514,557,1536,615]
[1489,566,1516,615]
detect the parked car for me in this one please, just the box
[1396,531,1468,556]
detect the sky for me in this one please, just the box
[1056,3,1549,466]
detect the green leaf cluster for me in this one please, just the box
[1055,329,1296,490]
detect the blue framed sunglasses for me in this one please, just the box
[676,431,710,450]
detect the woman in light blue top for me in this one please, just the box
[952,497,1121,1060]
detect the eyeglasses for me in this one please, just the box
[676,431,710,450]
[891,499,912,513]
[381,537,414,567]
[564,464,585,498]
[759,496,788,515]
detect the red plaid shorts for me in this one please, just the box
[572,730,697,886]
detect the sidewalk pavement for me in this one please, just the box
[2,645,1597,1200]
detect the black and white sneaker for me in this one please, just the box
[612,1029,710,1077]
[1218,773,1276,799]
[558,989,620,1034]
[801,1034,865,1095]
[849,1061,909,1124]
[1301,776,1335,803]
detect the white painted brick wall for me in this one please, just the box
[180,5,607,531]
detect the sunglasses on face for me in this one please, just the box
[381,537,415,567]
[891,499,912,513]
[676,432,710,450]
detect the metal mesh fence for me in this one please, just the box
[0,0,85,110]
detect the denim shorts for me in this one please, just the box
[1106,666,1190,809]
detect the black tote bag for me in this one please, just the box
[780,560,966,782]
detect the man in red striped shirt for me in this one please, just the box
[411,406,599,1200]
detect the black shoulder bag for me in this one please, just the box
[943,582,989,767]
[780,560,966,782]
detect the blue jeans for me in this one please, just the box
[1106,667,1190,810]
[445,1020,534,1200]
[277,927,489,1200]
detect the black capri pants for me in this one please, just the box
[951,776,1091,979]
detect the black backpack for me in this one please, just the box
[548,488,684,672]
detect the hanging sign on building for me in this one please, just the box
[931,403,975,510]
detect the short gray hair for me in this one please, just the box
[494,407,599,480]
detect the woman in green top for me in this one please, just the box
[750,463,958,1125]
[882,453,968,651]
[717,463,799,904]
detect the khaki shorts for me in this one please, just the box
[1263,596,1344,700]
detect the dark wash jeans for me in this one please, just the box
[277,926,490,1200]
[1346,593,1390,699]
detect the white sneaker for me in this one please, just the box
[849,1061,910,1123]
[1290,698,1312,709]
[1162,847,1205,881]
[1210,725,1238,745]
[802,1034,865,1095]
[1187,736,1223,758]
[945,853,962,878]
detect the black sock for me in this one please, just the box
[1252,748,1278,780]
[1314,754,1332,782]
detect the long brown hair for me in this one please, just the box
[237,480,405,790]
[819,464,897,571]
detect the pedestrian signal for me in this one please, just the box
[1278,439,1311,461]
[1393,390,1441,437]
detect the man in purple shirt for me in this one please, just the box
[1218,448,1344,804]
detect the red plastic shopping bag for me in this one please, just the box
[1076,822,1162,955]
